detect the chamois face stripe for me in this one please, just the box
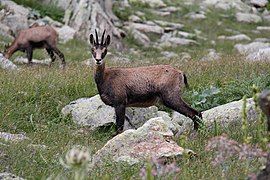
[89,30,111,65]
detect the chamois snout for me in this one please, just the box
[89,30,110,65]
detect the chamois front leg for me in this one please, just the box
[114,105,126,135]
[26,47,33,65]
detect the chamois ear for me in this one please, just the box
[89,34,95,45]
[105,35,110,47]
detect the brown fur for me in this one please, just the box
[4,25,65,67]
[90,30,202,134]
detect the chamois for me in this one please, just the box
[4,25,65,67]
[90,30,202,134]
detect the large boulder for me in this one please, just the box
[128,22,164,34]
[41,0,125,49]
[0,22,13,40]
[236,13,262,23]
[0,132,29,143]
[13,57,51,65]
[172,98,257,132]
[160,34,198,47]
[0,53,18,70]
[55,25,76,43]
[234,42,270,55]
[246,47,270,62]
[129,0,166,8]
[0,173,24,180]
[202,98,257,127]
[201,0,251,12]
[91,117,192,166]
[0,0,29,35]
[61,95,181,131]
[200,49,221,61]
[250,0,268,8]
[218,34,251,41]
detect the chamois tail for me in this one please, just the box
[183,73,189,89]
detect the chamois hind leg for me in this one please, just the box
[26,47,33,65]
[161,90,202,130]
[52,47,65,68]
[114,105,126,135]
[46,48,56,67]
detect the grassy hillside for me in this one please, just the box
[0,0,270,179]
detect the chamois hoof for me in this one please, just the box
[111,129,123,137]
[60,63,66,69]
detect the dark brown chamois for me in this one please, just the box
[4,25,65,67]
[90,30,202,134]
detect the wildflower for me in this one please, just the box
[205,134,267,166]
[61,146,91,169]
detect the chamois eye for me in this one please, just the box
[101,49,107,59]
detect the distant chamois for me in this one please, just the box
[4,24,65,67]
[90,30,202,134]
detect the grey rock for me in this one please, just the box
[201,49,221,61]
[125,27,150,45]
[62,95,174,131]
[218,34,251,41]
[151,10,171,16]
[161,51,178,58]
[0,132,29,143]
[160,35,198,47]
[154,20,184,30]
[0,53,18,70]
[130,0,166,8]
[172,98,258,132]
[160,6,179,13]
[234,42,270,55]
[128,15,142,23]
[129,22,164,34]
[203,98,257,127]
[62,96,115,129]
[236,13,262,23]
[13,57,51,65]
[186,12,206,20]
[201,0,251,12]
[246,47,270,62]
[135,11,145,17]
[263,15,270,22]
[91,117,190,166]
[257,26,270,31]
[55,25,76,43]
[178,31,196,39]
[179,52,192,62]
[254,38,270,42]
[250,0,268,7]
[0,0,29,35]
[0,173,24,180]
[0,22,13,40]
[44,0,125,49]
[39,16,63,27]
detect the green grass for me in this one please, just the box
[1,52,270,179]
[12,0,64,22]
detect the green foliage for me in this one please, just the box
[12,0,64,22]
